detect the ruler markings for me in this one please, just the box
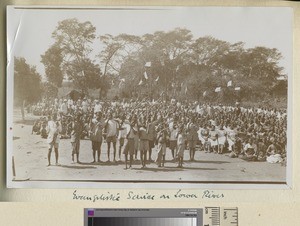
[204,207,238,226]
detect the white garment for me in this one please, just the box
[267,154,283,163]
[47,121,62,144]
[217,129,226,145]
[67,99,73,108]
[118,124,127,139]
[82,101,88,112]
[244,143,254,151]
[225,128,236,151]
[60,103,68,114]
[169,127,178,141]
[106,120,118,137]
[94,104,102,113]
[197,128,206,145]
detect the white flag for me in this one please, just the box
[155,76,159,82]
[227,80,232,87]
[144,71,148,80]
[119,82,125,88]
[276,76,286,80]
[235,87,241,91]
[138,79,143,85]
[215,87,221,92]
[145,62,151,67]
[119,79,125,88]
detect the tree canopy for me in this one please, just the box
[14,57,43,105]
[49,18,101,93]
[31,19,287,106]
[41,43,64,88]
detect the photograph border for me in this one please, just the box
[6,5,293,189]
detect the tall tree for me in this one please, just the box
[52,18,96,61]
[14,57,42,119]
[98,33,142,76]
[190,36,231,76]
[115,28,194,98]
[240,46,284,79]
[140,28,193,84]
[41,43,64,89]
[51,18,98,91]
[14,57,42,103]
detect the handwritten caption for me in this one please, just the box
[72,189,224,202]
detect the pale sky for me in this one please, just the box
[7,6,293,77]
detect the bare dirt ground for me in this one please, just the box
[11,110,286,184]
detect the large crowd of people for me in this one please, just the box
[29,96,287,168]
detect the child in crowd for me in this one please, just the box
[176,127,186,168]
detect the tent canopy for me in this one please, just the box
[64,89,85,101]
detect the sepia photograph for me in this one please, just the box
[6,6,292,188]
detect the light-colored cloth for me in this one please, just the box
[177,133,185,157]
[226,128,235,151]
[67,99,73,108]
[106,119,118,137]
[47,121,62,144]
[156,143,167,165]
[60,103,68,115]
[94,103,102,113]
[118,124,128,139]
[217,129,226,145]
[169,127,178,141]
[81,101,88,113]
[90,118,105,142]
[267,154,283,163]
[209,130,218,146]
[244,143,254,151]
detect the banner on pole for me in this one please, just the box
[215,87,221,92]
[119,78,125,88]
[145,62,151,67]
[144,71,148,80]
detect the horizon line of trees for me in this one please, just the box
[14,18,287,107]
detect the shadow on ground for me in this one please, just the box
[132,166,183,172]
[56,164,97,170]
[192,160,230,164]
[14,119,36,126]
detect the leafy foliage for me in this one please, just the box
[14,57,43,104]
[39,20,287,106]
[41,43,64,89]
[51,18,101,92]
[106,30,286,104]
